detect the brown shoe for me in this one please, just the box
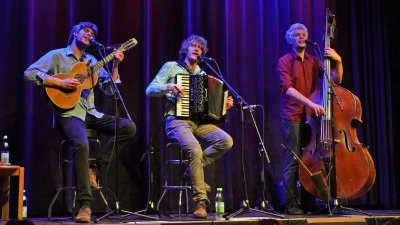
[183,167,211,192]
[75,206,91,223]
[89,167,99,189]
[193,200,207,218]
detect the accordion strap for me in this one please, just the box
[176,60,194,75]
[176,61,202,76]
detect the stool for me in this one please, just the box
[0,166,24,220]
[47,129,109,220]
[156,142,191,217]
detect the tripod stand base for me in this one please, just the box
[129,201,174,219]
[330,198,372,217]
[307,199,372,217]
[224,200,285,220]
[93,202,159,223]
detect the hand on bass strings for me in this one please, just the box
[309,102,326,117]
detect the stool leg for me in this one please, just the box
[156,189,167,211]
[99,190,110,212]
[48,190,61,220]
[178,190,183,217]
[72,191,76,221]
[206,198,211,216]
[185,188,189,215]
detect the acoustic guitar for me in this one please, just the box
[45,38,137,109]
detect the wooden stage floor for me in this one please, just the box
[4,209,400,225]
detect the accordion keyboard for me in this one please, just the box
[176,75,190,117]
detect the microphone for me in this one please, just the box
[243,104,259,109]
[197,56,213,61]
[89,39,103,47]
[305,40,317,45]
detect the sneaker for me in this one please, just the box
[286,203,304,215]
[89,166,99,189]
[75,206,91,223]
[193,200,207,218]
[183,167,211,192]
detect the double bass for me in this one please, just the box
[299,9,376,201]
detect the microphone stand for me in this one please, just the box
[253,105,280,215]
[92,46,157,222]
[201,60,285,219]
[126,113,173,219]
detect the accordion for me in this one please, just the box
[175,74,228,122]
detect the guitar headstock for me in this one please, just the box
[118,38,138,52]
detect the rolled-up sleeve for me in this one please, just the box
[24,51,57,87]
[146,62,175,97]
[276,56,293,93]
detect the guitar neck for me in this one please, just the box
[90,51,117,73]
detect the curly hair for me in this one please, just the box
[285,23,308,44]
[178,34,208,61]
[68,22,98,45]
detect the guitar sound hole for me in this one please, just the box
[74,73,85,84]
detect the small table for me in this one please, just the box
[0,166,24,220]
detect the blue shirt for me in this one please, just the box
[24,45,121,122]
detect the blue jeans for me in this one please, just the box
[56,114,136,203]
[165,116,233,202]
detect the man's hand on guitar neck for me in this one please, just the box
[113,49,124,66]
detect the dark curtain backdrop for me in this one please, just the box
[0,0,399,217]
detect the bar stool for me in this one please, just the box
[156,142,191,217]
[47,128,109,220]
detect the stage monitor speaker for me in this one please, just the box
[299,218,367,225]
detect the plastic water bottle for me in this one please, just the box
[1,135,10,164]
[215,187,225,219]
[23,190,27,218]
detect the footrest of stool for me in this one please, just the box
[162,185,191,190]
[166,160,189,164]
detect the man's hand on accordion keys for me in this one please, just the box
[226,96,234,110]
[167,83,185,98]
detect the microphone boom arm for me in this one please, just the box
[201,60,270,163]
[201,60,253,112]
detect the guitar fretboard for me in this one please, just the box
[86,52,117,77]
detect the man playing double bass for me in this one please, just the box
[276,23,343,215]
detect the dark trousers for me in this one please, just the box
[280,118,314,207]
[56,114,136,203]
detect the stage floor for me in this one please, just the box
[5,209,400,225]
